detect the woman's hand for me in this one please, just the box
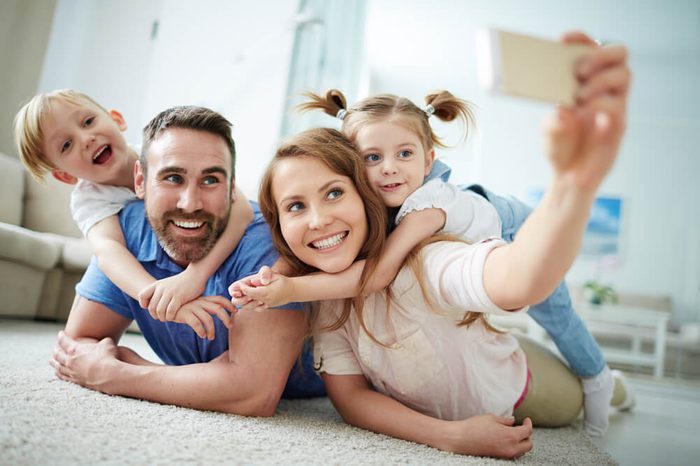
[545,31,631,193]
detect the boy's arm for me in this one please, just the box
[140,187,254,319]
[323,373,532,459]
[87,215,156,300]
[231,208,445,307]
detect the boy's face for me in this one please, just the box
[40,99,131,185]
[355,119,435,208]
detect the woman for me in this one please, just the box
[235,34,631,459]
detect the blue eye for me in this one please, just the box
[364,153,381,164]
[164,174,183,184]
[202,176,219,185]
[398,150,412,159]
[327,188,343,200]
[288,201,304,212]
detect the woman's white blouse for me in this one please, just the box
[313,239,529,421]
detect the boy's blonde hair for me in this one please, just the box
[13,89,110,182]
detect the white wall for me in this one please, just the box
[39,0,299,197]
[364,0,700,323]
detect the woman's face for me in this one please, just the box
[272,156,368,273]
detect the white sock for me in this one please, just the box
[581,365,614,437]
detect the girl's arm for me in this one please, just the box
[229,208,445,308]
[483,35,629,310]
[323,373,533,459]
[139,186,254,319]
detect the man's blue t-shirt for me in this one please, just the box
[76,200,324,397]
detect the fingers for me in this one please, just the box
[182,310,210,339]
[259,266,272,285]
[576,64,631,104]
[560,30,598,46]
[138,284,155,309]
[165,296,182,323]
[576,45,629,81]
[494,415,516,426]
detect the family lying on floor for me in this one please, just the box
[15,31,632,459]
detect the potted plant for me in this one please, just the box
[583,281,618,306]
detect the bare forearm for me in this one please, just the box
[330,385,453,451]
[485,179,594,309]
[95,246,155,299]
[100,358,272,415]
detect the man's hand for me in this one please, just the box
[50,331,120,393]
[171,296,235,340]
[441,415,533,459]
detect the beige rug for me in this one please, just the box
[0,319,616,465]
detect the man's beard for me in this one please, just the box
[148,207,229,263]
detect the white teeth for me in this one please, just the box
[173,220,203,229]
[311,232,346,250]
[92,145,107,160]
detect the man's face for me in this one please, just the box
[135,127,234,266]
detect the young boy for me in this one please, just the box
[14,89,252,339]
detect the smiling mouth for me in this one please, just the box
[172,219,204,230]
[92,145,113,165]
[380,183,402,191]
[310,232,348,250]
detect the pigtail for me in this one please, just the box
[297,89,348,119]
[425,90,477,145]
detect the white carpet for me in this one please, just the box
[0,319,616,465]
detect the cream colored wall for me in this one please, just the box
[0,0,56,157]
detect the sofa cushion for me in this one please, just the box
[0,152,25,226]
[23,173,82,238]
[0,223,61,270]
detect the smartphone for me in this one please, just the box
[476,29,591,106]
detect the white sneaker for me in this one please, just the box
[611,369,636,411]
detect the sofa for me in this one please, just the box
[0,151,91,322]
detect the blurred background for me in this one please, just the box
[1,0,698,335]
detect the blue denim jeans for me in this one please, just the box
[469,185,606,377]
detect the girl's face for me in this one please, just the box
[272,156,368,273]
[355,119,434,208]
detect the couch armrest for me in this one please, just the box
[0,222,61,270]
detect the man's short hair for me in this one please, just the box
[141,106,236,178]
[14,89,110,182]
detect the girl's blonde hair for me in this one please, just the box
[298,88,476,153]
[13,89,110,182]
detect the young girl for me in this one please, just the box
[15,90,253,339]
[230,37,629,435]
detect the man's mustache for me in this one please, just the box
[162,209,215,224]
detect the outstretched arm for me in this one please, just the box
[139,187,254,318]
[323,373,532,459]
[230,208,445,308]
[52,293,306,416]
[484,34,630,310]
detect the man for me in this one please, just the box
[50,106,323,415]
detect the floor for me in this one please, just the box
[592,374,700,465]
[4,319,699,465]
